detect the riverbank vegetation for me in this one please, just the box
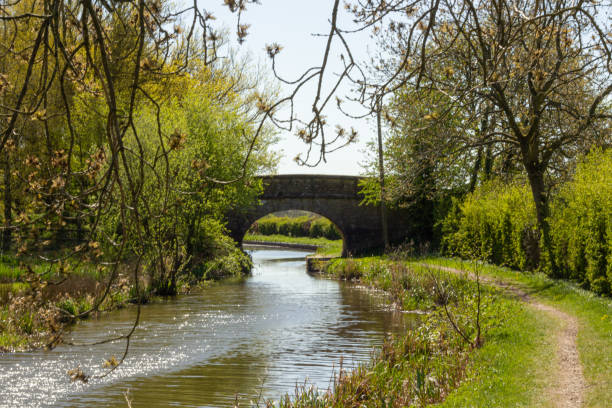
[1,255,123,351]
[274,256,559,407]
[441,149,612,295]
[243,234,342,257]
[0,0,278,351]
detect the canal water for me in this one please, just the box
[0,247,411,407]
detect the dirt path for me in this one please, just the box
[421,263,585,408]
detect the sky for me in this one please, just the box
[200,0,378,176]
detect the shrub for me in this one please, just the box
[441,179,536,271]
[250,214,341,240]
[309,218,341,240]
[442,149,612,295]
[550,149,612,294]
[197,234,252,280]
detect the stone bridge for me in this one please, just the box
[226,175,415,256]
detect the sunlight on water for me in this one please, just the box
[0,247,412,407]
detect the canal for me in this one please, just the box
[0,246,411,407]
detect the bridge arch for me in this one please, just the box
[226,175,414,256]
[242,210,345,251]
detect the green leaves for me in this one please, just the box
[550,149,612,294]
[443,149,612,295]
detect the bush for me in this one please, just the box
[309,218,341,240]
[441,179,536,271]
[442,149,612,295]
[196,234,252,280]
[550,149,612,294]
[249,214,341,240]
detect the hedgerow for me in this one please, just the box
[249,214,341,240]
[441,180,537,271]
[442,149,611,295]
[549,149,612,294]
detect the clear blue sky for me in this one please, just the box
[200,0,377,175]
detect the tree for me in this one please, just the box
[0,0,280,370]
[349,0,612,271]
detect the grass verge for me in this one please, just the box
[419,256,612,408]
[275,256,557,407]
[0,247,252,352]
[244,233,343,256]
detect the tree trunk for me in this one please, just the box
[523,160,558,275]
[469,105,491,192]
[483,144,493,181]
[468,147,483,193]
[2,154,12,251]
[376,101,389,249]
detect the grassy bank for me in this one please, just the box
[0,257,119,352]
[244,233,343,256]
[420,257,612,407]
[0,251,158,352]
[276,256,559,407]
[0,249,251,352]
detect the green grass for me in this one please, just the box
[280,255,593,407]
[437,299,556,407]
[244,233,343,256]
[0,253,104,283]
[419,256,612,408]
[276,256,558,407]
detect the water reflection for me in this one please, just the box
[0,247,412,407]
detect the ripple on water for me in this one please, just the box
[0,248,414,408]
